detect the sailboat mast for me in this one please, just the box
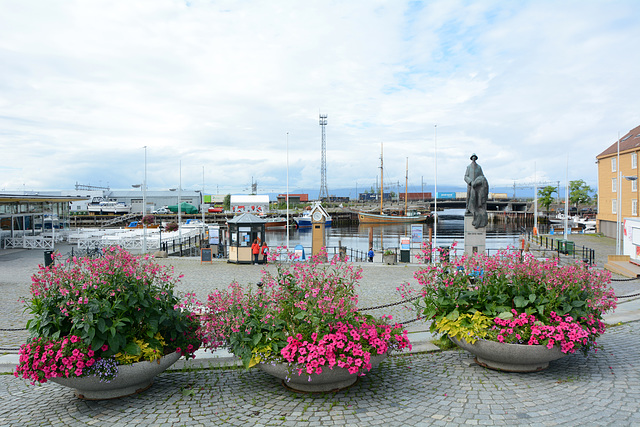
[380,143,384,215]
[405,157,408,216]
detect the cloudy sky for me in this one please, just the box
[1,0,639,198]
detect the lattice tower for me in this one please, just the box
[318,113,329,200]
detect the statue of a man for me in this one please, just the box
[464,153,489,228]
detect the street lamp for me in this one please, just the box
[168,161,183,245]
[618,175,638,255]
[131,182,147,254]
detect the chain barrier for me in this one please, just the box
[618,292,640,299]
[360,295,421,311]
[0,348,19,351]
[611,277,639,282]
[400,316,427,325]
[0,327,27,331]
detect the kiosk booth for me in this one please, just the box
[227,213,266,264]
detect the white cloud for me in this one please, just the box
[1,0,639,196]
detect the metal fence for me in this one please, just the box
[526,232,596,265]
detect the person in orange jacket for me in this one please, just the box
[251,239,260,265]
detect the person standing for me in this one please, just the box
[251,239,260,265]
[368,247,374,262]
[261,241,269,264]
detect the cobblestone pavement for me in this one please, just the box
[1,322,638,426]
[2,243,640,425]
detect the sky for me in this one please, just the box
[1,0,639,199]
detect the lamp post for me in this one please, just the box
[131,181,147,254]
[286,131,289,257]
[131,146,148,254]
[618,175,638,256]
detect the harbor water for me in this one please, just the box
[265,211,524,255]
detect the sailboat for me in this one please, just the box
[357,144,430,224]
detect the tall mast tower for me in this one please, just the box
[318,113,329,200]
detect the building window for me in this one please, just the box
[633,153,638,170]
[633,180,638,192]
[633,200,638,216]
[612,199,617,214]
[612,178,617,192]
[612,157,617,172]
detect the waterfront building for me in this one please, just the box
[596,124,640,238]
[0,193,85,249]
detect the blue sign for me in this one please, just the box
[294,244,306,260]
[411,225,423,243]
[437,192,456,199]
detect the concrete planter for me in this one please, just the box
[382,254,396,265]
[49,351,181,400]
[257,353,387,393]
[450,337,566,372]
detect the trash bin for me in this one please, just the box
[557,239,575,255]
[565,240,575,255]
[44,250,54,267]
[400,249,410,263]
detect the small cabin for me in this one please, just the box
[226,213,266,264]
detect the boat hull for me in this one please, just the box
[265,219,288,228]
[294,218,332,228]
[358,212,429,224]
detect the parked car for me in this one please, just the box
[153,207,170,214]
[208,207,224,213]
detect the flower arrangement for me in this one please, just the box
[16,247,201,385]
[194,249,411,379]
[164,222,179,232]
[141,214,155,226]
[400,244,616,356]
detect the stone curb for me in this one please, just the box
[0,331,440,375]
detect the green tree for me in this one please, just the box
[537,186,557,213]
[569,180,593,207]
[223,194,231,211]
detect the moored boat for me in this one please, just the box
[358,211,429,224]
[87,199,131,214]
[265,217,289,228]
[294,211,332,228]
[358,143,429,224]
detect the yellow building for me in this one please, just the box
[596,124,640,238]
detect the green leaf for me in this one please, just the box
[252,332,263,347]
[123,341,141,356]
[97,318,106,333]
[529,294,536,303]
[514,295,527,308]
[496,311,513,320]
[293,311,306,320]
[446,310,460,321]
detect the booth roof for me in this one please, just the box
[227,212,267,224]
[230,195,270,204]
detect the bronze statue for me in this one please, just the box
[464,153,489,228]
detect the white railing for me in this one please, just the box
[4,236,55,249]
[74,227,201,252]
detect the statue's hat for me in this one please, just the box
[470,153,478,160]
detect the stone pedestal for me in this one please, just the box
[464,215,486,256]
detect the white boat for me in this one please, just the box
[87,198,131,214]
[181,219,205,229]
[294,210,332,228]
